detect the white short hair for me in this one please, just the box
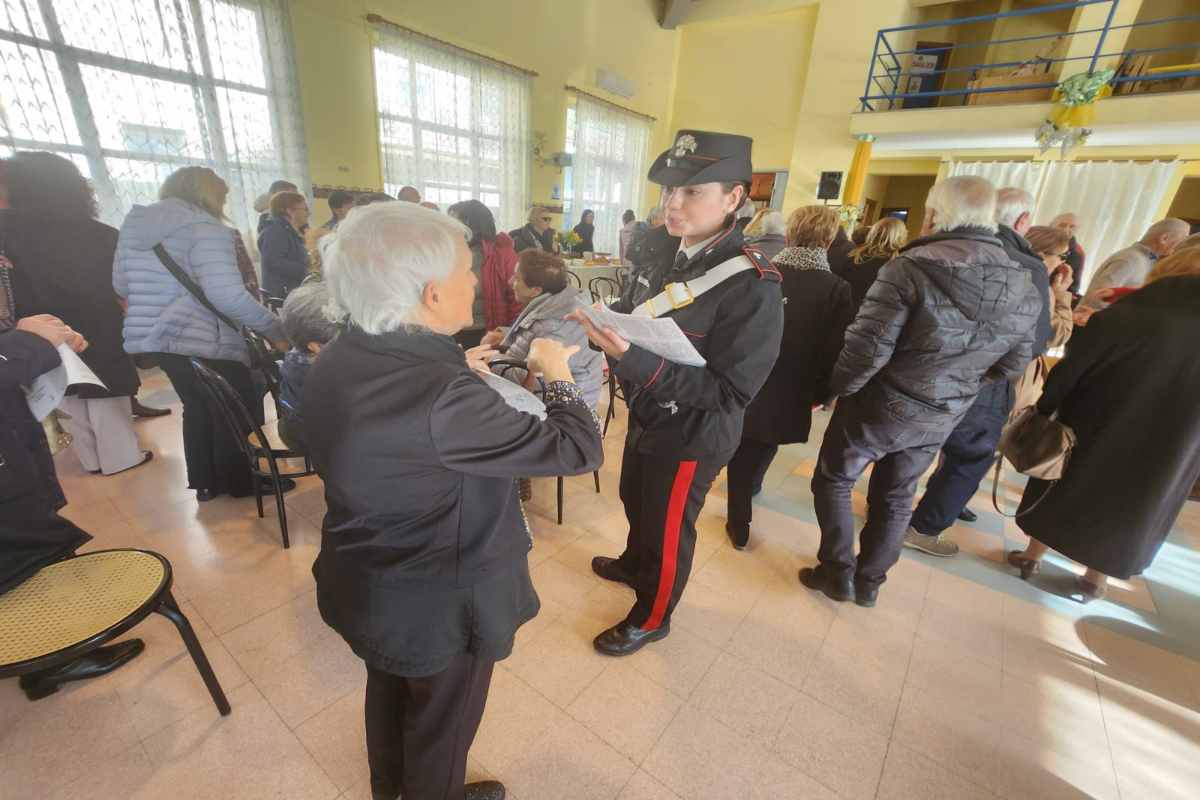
[995,187,1035,228]
[322,202,469,335]
[760,211,786,237]
[1143,217,1190,245]
[925,176,998,233]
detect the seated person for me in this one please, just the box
[483,250,604,411]
[277,282,337,452]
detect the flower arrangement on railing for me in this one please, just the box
[838,204,862,231]
[556,229,582,254]
[1035,69,1115,155]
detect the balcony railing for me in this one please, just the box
[860,0,1200,112]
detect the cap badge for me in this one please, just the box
[672,134,698,158]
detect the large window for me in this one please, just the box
[563,95,651,255]
[0,0,308,232]
[373,24,531,230]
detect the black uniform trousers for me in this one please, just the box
[365,652,495,800]
[811,395,949,588]
[725,438,779,528]
[613,439,729,631]
[910,380,1013,536]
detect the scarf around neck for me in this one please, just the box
[772,246,830,272]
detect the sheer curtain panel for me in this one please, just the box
[566,95,650,255]
[946,160,1049,199]
[0,0,309,233]
[373,24,531,230]
[1037,160,1182,285]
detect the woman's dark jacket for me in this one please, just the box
[1,211,138,398]
[510,224,555,254]
[257,215,308,298]
[610,224,785,459]
[573,222,595,254]
[1017,276,1200,579]
[742,248,854,445]
[843,253,890,310]
[302,326,602,676]
[0,330,91,595]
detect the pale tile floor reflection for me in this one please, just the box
[4,371,1200,800]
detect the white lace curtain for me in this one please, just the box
[567,95,651,255]
[0,0,309,234]
[373,24,531,231]
[947,159,1183,285]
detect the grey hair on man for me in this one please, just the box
[323,202,470,335]
[280,281,339,347]
[1142,218,1191,256]
[995,187,1036,234]
[759,210,786,237]
[924,175,998,234]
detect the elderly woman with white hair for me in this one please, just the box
[744,209,787,260]
[302,202,603,800]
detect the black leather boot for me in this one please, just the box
[593,622,670,656]
[19,639,145,700]
[591,556,635,588]
[853,580,879,608]
[798,566,853,603]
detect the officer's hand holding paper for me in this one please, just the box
[570,300,706,367]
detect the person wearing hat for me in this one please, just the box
[570,130,785,656]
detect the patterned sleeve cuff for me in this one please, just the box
[544,381,600,431]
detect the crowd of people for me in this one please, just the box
[3,136,1200,800]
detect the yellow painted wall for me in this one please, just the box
[862,174,891,222]
[669,8,817,171]
[880,174,936,240]
[1168,177,1200,223]
[287,0,680,222]
[783,0,919,209]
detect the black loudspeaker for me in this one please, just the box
[817,171,843,201]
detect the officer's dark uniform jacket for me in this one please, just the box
[609,223,785,460]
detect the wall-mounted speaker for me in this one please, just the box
[817,171,843,201]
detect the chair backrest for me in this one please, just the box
[189,359,271,461]
[588,276,621,304]
[243,329,283,406]
[566,270,582,289]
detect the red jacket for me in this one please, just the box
[481,232,522,328]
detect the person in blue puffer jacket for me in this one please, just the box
[113,166,288,503]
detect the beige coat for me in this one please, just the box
[1012,281,1073,418]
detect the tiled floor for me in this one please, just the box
[4,372,1200,800]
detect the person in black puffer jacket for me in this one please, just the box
[804,175,1041,607]
[904,186,1052,557]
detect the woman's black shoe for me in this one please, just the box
[594,621,670,656]
[798,566,853,602]
[591,556,635,588]
[19,639,144,700]
[131,399,172,418]
[725,522,749,551]
[957,507,978,523]
[196,488,217,502]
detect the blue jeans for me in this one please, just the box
[909,380,1013,536]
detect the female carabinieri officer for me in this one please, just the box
[571,130,785,656]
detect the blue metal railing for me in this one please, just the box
[860,0,1200,112]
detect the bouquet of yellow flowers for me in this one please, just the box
[556,229,583,253]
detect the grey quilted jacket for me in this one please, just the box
[831,227,1041,425]
[113,198,282,365]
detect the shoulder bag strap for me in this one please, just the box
[152,243,244,333]
[991,456,1056,519]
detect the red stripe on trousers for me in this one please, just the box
[644,460,698,631]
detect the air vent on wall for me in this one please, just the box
[596,68,636,99]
